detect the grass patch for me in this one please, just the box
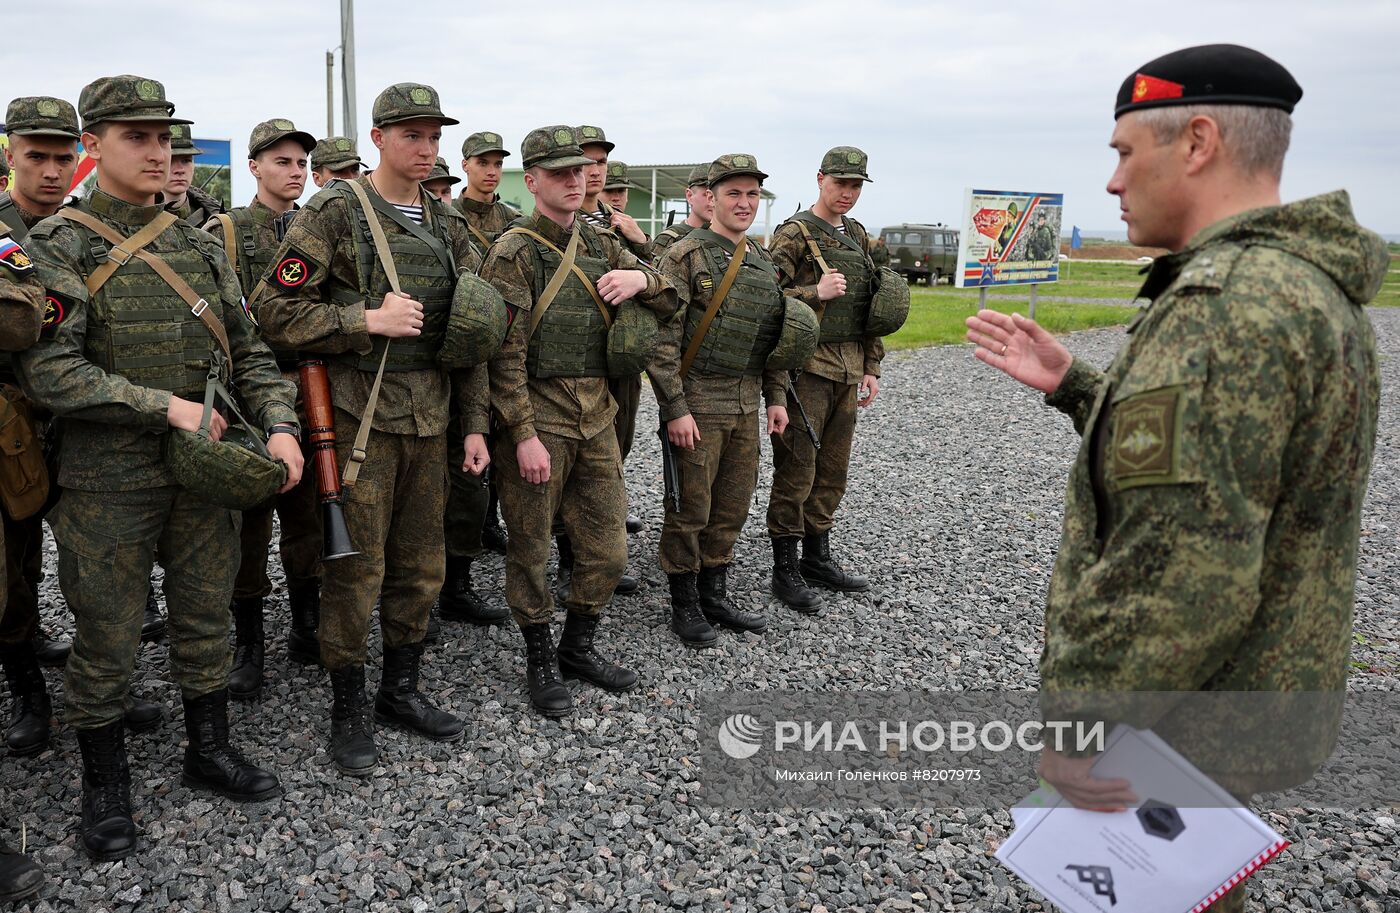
[886,292,1132,351]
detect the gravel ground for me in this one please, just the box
[4,310,1397,913]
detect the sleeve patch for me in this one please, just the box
[0,236,34,274]
[272,249,313,289]
[42,290,77,335]
[1110,386,1181,482]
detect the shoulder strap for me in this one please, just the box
[792,219,833,276]
[679,236,747,379]
[466,222,491,252]
[527,226,581,338]
[0,196,27,240]
[57,209,230,363]
[361,188,456,277]
[213,214,239,275]
[794,211,868,258]
[502,225,612,329]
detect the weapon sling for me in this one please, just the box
[678,235,747,379]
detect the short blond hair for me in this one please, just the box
[1136,104,1292,178]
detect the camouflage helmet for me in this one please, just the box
[169,123,204,156]
[819,145,872,182]
[423,156,460,185]
[78,75,191,130]
[438,272,508,369]
[766,297,820,371]
[603,160,630,190]
[707,153,768,187]
[606,300,660,377]
[248,118,315,158]
[520,125,593,171]
[165,423,287,511]
[5,96,80,139]
[574,124,614,153]
[461,131,509,159]
[685,164,710,188]
[372,82,458,128]
[311,136,362,170]
[865,266,911,337]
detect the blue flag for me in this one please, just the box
[1071,225,1083,250]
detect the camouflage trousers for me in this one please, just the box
[444,414,489,561]
[610,374,641,463]
[232,467,322,599]
[320,411,443,670]
[659,411,760,575]
[766,372,858,538]
[49,486,237,729]
[0,507,44,646]
[495,427,626,626]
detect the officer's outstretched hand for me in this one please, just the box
[1036,749,1138,812]
[668,414,701,450]
[517,435,550,485]
[816,271,847,301]
[168,396,226,440]
[366,291,424,337]
[268,435,305,493]
[463,432,490,476]
[597,270,647,304]
[766,405,789,436]
[965,309,1072,395]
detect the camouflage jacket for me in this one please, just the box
[482,209,674,443]
[453,192,519,249]
[646,220,698,266]
[169,185,225,228]
[0,192,45,240]
[768,210,884,383]
[16,189,296,492]
[649,233,787,421]
[202,198,288,293]
[0,235,44,355]
[252,177,488,438]
[578,199,649,260]
[1041,191,1385,697]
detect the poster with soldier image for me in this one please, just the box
[953,188,1063,288]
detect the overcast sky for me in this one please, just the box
[10,0,1399,235]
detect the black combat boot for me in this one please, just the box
[424,609,442,645]
[228,597,265,701]
[141,583,166,644]
[123,693,164,734]
[31,628,70,667]
[614,569,639,596]
[1,645,51,756]
[75,720,137,861]
[770,537,824,614]
[286,579,321,666]
[625,514,643,535]
[181,688,281,801]
[799,531,870,592]
[667,573,718,649]
[374,643,465,741]
[481,492,508,555]
[557,612,639,692]
[520,624,572,718]
[554,535,575,603]
[439,556,509,625]
[0,841,43,905]
[328,665,378,776]
[698,566,768,634]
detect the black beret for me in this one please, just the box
[1115,44,1302,119]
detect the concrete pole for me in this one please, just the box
[340,0,357,142]
[325,51,335,135]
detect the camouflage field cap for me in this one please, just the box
[819,145,873,182]
[461,131,509,159]
[708,153,768,187]
[574,124,614,153]
[372,82,458,128]
[520,125,594,171]
[603,160,630,190]
[686,164,710,188]
[78,75,192,130]
[5,96,80,139]
[168,123,205,156]
[424,156,460,185]
[310,136,362,170]
[248,118,315,158]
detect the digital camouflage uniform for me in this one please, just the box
[483,146,674,626]
[650,227,787,575]
[766,199,884,539]
[645,164,710,266]
[870,239,891,268]
[1026,217,1056,261]
[254,176,486,669]
[164,124,225,227]
[309,136,363,175]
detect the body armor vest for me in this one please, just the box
[0,195,28,240]
[336,185,455,373]
[225,207,298,367]
[793,213,872,343]
[72,219,224,398]
[524,227,612,379]
[685,230,785,377]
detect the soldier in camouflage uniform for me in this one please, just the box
[482,125,675,717]
[17,75,303,861]
[766,146,885,613]
[966,46,1386,913]
[205,118,319,701]
[452,130,519,560]
[1025,210,1056,261]
[599,160,632,214]
[163,123,224,226]
[255,83,488,775]
[650,154,789,648]
[309,136,363,188]
[421,156,458,204]
[646,164,713,265]
[869,237,891,268]
[0,96,165,755]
